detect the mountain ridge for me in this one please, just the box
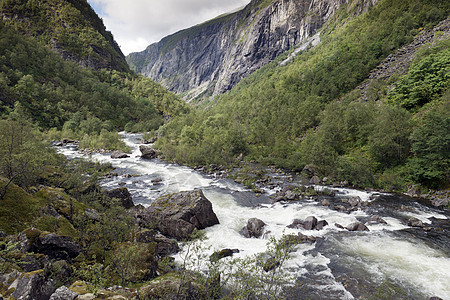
[127,0,380,102]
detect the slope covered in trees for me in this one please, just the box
[155,0,449,191]
[0,0,128,71]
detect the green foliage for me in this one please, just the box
[0,0,129,72]
[388,41,450,110]
[176,235,297,300]
[78,130,131,152]
[0,21,187,132]
[0,107,60,191]
[408,102,450,188]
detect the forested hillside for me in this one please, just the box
[0,0,188,198]
[155,0,450,191]
[0,0,128,71]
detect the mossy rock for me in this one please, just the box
[139,272,181,299]
[34,186,87,218]
[32,215,77,238]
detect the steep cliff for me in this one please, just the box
[127,0,379,101]
[0,0,129,72]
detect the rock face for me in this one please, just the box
[138,190,219,240]
[11,270,56,300]
[127,0,380,102]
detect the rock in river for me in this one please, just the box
[138,190,219,240]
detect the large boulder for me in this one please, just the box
[105,187,134,209]
[18,229,81,260]
[303,216,318,230]
[11,270,56,300]
[139,145,157,159]
[139,190,219,240]
[240,218,266,238]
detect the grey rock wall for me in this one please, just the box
[128,0,380,102]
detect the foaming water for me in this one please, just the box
[58,133,450,298]
[333,233,450,299]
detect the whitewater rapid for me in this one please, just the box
[58,133,450,299]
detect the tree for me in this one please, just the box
[0,103,57,199]
[408,104,450,187]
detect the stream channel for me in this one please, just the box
[59,133,450,300]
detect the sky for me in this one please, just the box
[87,0,251,56]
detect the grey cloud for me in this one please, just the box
[88,0,250,55]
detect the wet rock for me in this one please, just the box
[367,215,387,225]
[321,199,330,206]
[285,190,297,201]
[151,177,163,185]
[346,222,370,232]
[287,219,304,229]
[240,218,267,238]
[303,216,318,230]
[348,196,361,207]
[407,217,423,228]
[111,151,129,159]
[429,297,443,300]
[138,190,219,240]
[11,270,56,300]
[49,286,78,300]
[309,176,321,185]
[210,249,235,262]
[139,145,157,159]
[335,205,347,212]
[105,187,134,209]
[282,233,317,245]
[316,220,329,230]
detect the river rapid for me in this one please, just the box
[59,133,450,300]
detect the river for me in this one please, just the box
[59,133,450,299]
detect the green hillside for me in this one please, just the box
[0,0,128,72]
[155,0,450,191]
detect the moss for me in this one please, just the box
[32,215,77,238]
[23,227,42,244]
[69,280,90,294]
[0,177,46,235]
[23,269,44,278]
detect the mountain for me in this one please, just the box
[0,0,129,72]
[0,0,188,131]
[127,0,379,102]
[155,0,449,190]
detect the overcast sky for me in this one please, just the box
[87,0,250,56]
